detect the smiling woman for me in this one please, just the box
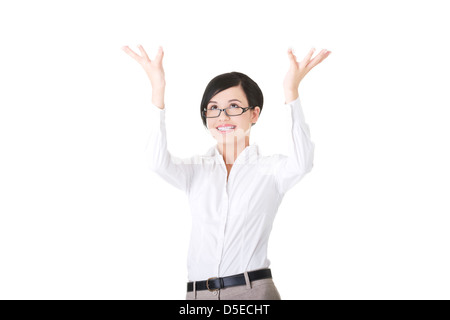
[121,44,331,300]
[200,72,264,129]
[201,79,262,166]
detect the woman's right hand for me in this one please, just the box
[122,45,166,89]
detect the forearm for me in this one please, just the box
[152,84,166,109]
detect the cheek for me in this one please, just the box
[239,117,252,130]
[206,121,218,135]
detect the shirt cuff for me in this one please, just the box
[283,96,307,125]
[284,96,301,106]
[148,104,166,126]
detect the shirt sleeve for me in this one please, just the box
[273,96,315,195]
[144,104,193,193]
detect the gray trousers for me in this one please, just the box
[186,272,281,300]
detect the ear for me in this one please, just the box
[251,106,261,124]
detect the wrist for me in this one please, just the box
[152,99,165,110]
[284,89,299,104]
[152,87,165,109]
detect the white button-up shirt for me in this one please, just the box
[145,96,315,281]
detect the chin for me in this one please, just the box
[211,127,250,144]
[216,134,247,145]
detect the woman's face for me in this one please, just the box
[206,85,260,146]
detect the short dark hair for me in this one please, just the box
[200,71,264,129]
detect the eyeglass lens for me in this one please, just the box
[205,106,244,118]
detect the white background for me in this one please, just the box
[1,0,449,300]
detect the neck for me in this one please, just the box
[217,135,250,165]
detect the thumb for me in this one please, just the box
[287,48,297,64]
[156,46,164,62]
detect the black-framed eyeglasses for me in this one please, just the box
[202,105,253,118]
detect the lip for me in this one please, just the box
[216,124,236,129]
[216,124,236,134]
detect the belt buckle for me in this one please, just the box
[206,277,219,292]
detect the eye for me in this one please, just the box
[208,105,218,110]
[230,104,240,108]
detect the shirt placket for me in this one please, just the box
[215,155,230,277]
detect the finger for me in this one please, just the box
[122,45,142,62]
[307,49,331,70]
[316,50,331,64]
[322,50,332,61]
[155,46,164,64]
[300,47,316,66]
[287,48,297,65]
[137,44,150,61]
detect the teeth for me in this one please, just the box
[217,126,235,131]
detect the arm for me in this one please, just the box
[274,96,315,194]
[144,100,193,193]
[275,47,331,194]
[122,45,192,192]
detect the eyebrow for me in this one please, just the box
[208,99,242,104]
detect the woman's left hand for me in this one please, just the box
[283,47,331,101]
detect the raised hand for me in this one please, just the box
[122,45,166,108]
[283,47,331,102]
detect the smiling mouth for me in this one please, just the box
[216,125,236,133]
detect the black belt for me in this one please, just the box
[187,269,272,292]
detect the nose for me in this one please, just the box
[218,108,231,120]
